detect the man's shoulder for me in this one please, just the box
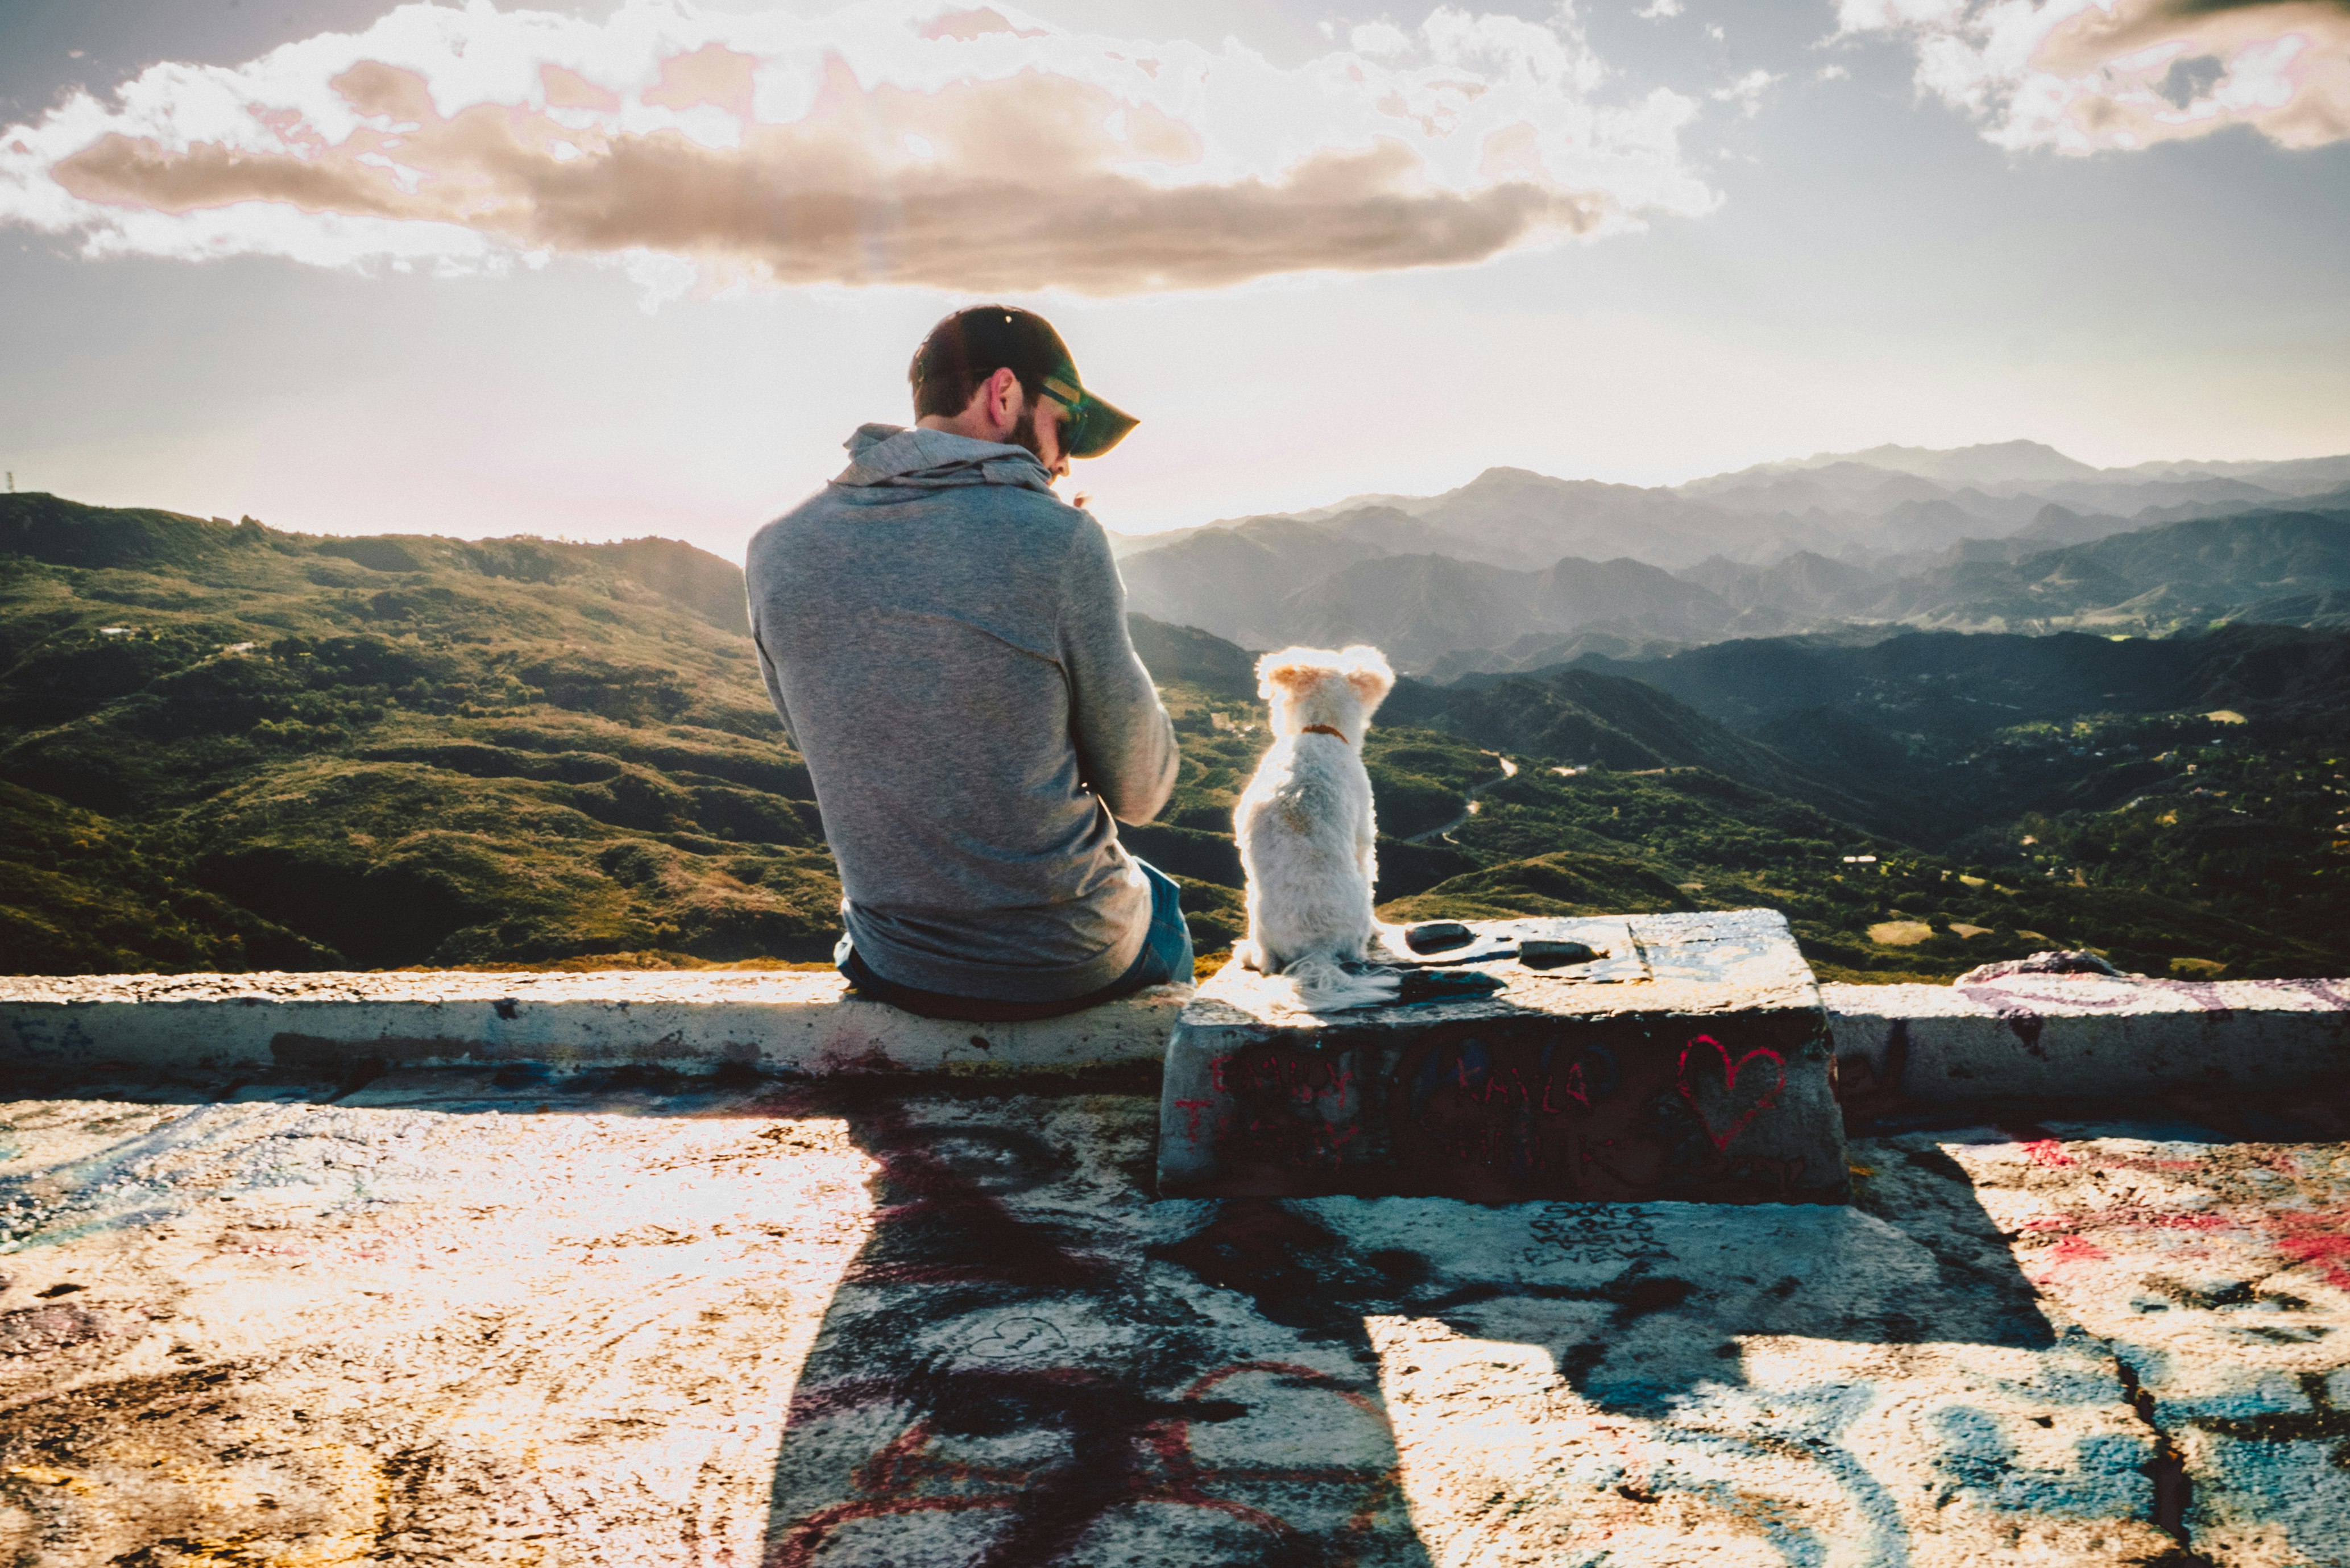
[752,479,1091,551]
[743,507,802,579]
[996,486,1099,541]
[744,484,873,563]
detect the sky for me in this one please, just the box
[2,0,2347,556]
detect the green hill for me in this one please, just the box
[3,492,2341,983]
[1,494,835,970]
[1558,624,2350,956]
[1123,619,2341,982]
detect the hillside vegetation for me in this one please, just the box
[4,492,2344,984]
[2,494,835,972]
[1130,614,2347,984]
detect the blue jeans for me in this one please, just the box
[835,858,1194,1022]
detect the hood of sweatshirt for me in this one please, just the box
[832,424,1056,495]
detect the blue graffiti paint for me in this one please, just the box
[2,1011,96,1064]
[0,1103,433,1255]
[1620,1382,1910,1568]
[1930,1406,2151,1520]
[2180,1426,2350,1568]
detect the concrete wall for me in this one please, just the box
[0,970,1191,1078]
[1823,973,2350,1101]
[3,968,2347,1100]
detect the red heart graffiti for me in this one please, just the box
[1677,1035,1786,1154]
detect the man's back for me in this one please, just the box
[745,424,1178,1002]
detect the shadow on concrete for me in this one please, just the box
[754,1088,1435,1567]
[743,1077,2064,1567]
[1,1061,2090,1566]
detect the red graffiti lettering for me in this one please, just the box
[1545,1060,1590,1113]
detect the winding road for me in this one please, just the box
[1401,752,1516,846]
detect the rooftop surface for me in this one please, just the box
[1,1059,2344,1566]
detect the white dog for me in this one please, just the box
[1231,644,1403,1009]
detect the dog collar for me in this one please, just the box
[1298,724,1349,741]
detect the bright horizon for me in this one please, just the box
[5,0,2348,562]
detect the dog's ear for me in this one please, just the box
[1257,648,1335,700]
[1340,646,1395,710]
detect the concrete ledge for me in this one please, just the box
[0,970,1192,1077]
[6,965,2347,1098]
[1824,973,2350,1101]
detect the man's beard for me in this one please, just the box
[1007,401,1044,464]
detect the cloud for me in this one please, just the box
[1838,0,2350,151]
[0,0,1717,298]
[1712,68,1783,115]
[1636,0,1686,19]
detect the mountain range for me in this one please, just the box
[1111,441,2350,671]
[5,489,2344,984]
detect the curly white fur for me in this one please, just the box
[1231,644,1401,1010]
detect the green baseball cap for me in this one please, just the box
[911,305,1139,459]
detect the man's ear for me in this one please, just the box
[981,367,1023,433]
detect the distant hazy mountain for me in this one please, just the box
[1116,513,1396,649]
[2128,482,2350,529]
[2027,475,2290,517]
[1680,439,2104,492]
[1290,553,1732,669]
[1679,550,1879,616]
[1416,627,1692,683]
[1877,509,2350,632]
[1117,439,2350,565]
[1688,463,1949,512]
[1388,468,1746,570]
[1114,439,2350,670]
[2011,503,2133,548]
[1122,470,1775,580]
[1134,503,2347,672]
[2115,453,2350,494]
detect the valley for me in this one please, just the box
[5,449,2345,986]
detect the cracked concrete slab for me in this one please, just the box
[0,1066,2343,1566]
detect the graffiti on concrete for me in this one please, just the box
[1184,1016,1832,1204]
[1189,1040,1366,1173]
[0,1065,2342,1565]
[1677,1034,1786,1152]
[1951,970,2350,1053]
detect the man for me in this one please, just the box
[745,305,1189,1021]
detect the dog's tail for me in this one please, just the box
[1273,954,1400,1011]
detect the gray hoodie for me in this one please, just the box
[745,424,1179,1001]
